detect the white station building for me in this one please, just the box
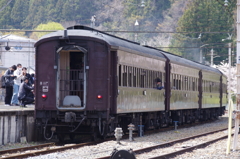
[0,34,36,74]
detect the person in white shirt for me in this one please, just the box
[11,63,23,106]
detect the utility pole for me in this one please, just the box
[90,15,96,28]
[232,0,240,152]
[210,48,214,66]
[199,44,209,63]
[134,20,139,42]
[236,0,240,113]
[228,43,231,102]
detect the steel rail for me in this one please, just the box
[0,141,97,159]
[0,142,55,155]
[148,135,230,159]
[96,127,230,159]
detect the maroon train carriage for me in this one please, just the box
[34,26,227,141]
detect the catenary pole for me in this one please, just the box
[232,0,240,151]
[228,43,231,102]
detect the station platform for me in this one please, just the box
[0,102,35,145]
[0,103,34,111]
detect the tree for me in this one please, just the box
[168,0,236,64]
[32,22,64,39]
[0,0,15,29]
[11,0,29,28]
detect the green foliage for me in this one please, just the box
[169,0,236,64]
[33,22,64,39]
[0,0,172,45]
[0,0,15,29]
[0,0,98,29]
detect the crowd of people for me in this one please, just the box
[4,63,35,107]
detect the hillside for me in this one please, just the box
[0,0,176,44]
[0,0,236,65]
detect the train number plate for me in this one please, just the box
[42,86,48,92]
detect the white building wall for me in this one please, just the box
[0,35,35,73]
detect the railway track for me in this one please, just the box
[0,141,98,159]
[0,120,228,159]
[97,127,231,159]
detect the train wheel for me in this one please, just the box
[35,120,43,141]
[91,132,99,141]
[69,133,75,142]
[57,134,65,143]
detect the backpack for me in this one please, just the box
[0,75,6,88]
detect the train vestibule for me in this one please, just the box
[56,45,87,110]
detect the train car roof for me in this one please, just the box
[162,50,221,74]
[36,26,166,61]
[36,25,221,74]
[143,45,221,74]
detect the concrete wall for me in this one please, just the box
[0,110,35,145]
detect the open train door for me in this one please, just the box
[56,45,87,111]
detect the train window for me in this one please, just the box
[193,79,195,91]
[196,78,197,91]
[173,79,176,89]
[136,68,139,87]
[189,77,191,91]
[208,81,210,92]
[150,71,152,88]
[128,66,132,87]
[206,81,208,92]
[138,68,141,87]
[163,73,165,87]
[205,81,207,92]
[188,77,190,91]
[203,80,205,92]
[119,65,122,86]
[152,71,155,88]
[133,67,136,87]
[184,76,188,90]
[140,69,145,88]
[146,70,149,88]
[178,75,181,90]
[203,80,206,92]
[154,71,157,87]
[182,76,186,90]
[182,76,184,90]
[202,80,205,92]
[196,78,198,91]
[123,65,127,87]
[175,74,177,90]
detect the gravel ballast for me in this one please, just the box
[21,115,240,159]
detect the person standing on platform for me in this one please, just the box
[4,65,17,106]
[11,63,23,106]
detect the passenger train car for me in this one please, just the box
[34,26,227,141]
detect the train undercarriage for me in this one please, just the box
[35,106,225,142]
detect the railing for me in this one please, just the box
[59,69,84,106]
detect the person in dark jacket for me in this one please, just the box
[21,67,33,86]
[155,78,164,90]
[4,65,17,106]
[18,76,34,107]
